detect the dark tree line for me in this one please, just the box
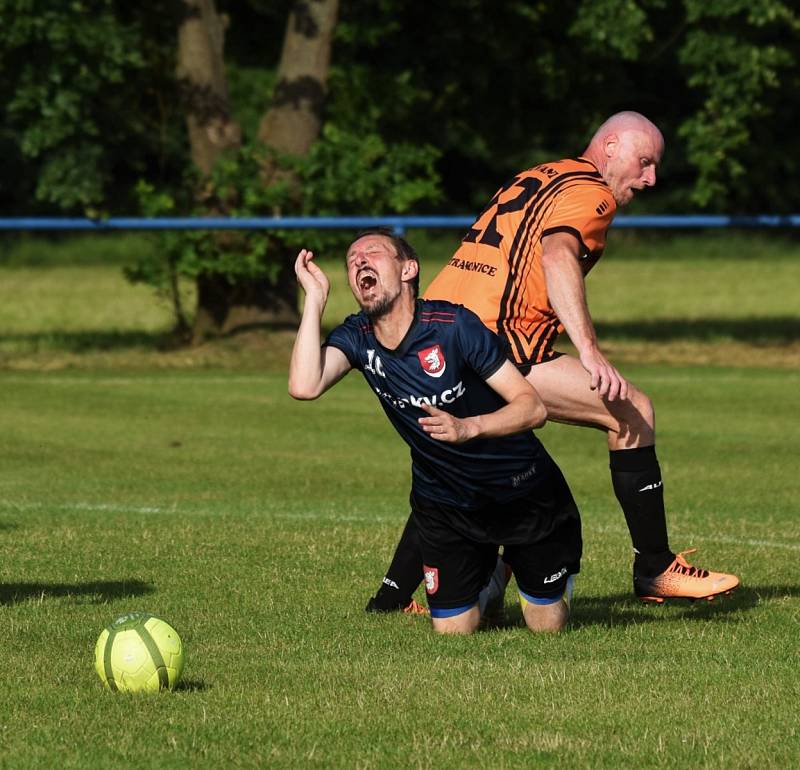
[1,0,798,340]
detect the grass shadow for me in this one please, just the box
[0,330,182,354]
[595,316,800,343]
[175,678,212,693]
[2,317,795,357]
[570,582,799,629]
[0,579,155,605]
[486,583,798,631]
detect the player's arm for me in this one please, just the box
[540,231,628,401]
[288,249,352,400]
[418,361,545,443]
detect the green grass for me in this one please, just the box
[0,367,798,769]
[0,230,798,368]
[0,233,159,267]
[0,230,798,767]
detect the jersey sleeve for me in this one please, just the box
[542,182,615,258]
[323,316,362,370]
[454,306,508,380]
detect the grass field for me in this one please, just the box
[1,230,798,370]
[0,232,799,768]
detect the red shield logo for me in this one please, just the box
[423,565,439,595]
[417,344,446,378]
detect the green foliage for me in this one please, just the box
[302,124,441,216]
[226,64,278,140]
[0,1,183,213]
[126,125,440,318]
[678,0,799,206]
[567,0,800,210]
[1,0,141,208]
[3,0,800,221]
[570,0,663,60]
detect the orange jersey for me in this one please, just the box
[424,158,616,365]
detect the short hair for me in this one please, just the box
[351,227,420,298]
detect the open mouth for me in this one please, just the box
[358,270,378,292]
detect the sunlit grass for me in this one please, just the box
[0,227,798,767]
[0,368,797,769]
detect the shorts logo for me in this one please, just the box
[418,345,446,378]
[423,565,439,595]
[543,567,568,585]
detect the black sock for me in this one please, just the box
[609,446,674,576]
[365,512,423,612]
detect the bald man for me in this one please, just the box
[367,112,739,613]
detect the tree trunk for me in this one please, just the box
[258,0,340,170]
[176,0,240,175]
[192,261,299,340]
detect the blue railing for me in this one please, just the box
[1,215,799,235]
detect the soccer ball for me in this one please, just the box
[94,612,185,693]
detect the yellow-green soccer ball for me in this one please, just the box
[94,612,185,693]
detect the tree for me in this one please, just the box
[3,0,799,343]
[131,0,440,341]
[0,0,183,214]
[188,0,339,340]
[568,0,800,210]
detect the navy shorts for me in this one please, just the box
[412,465,582,614]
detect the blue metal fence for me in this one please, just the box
[1,215,800,235]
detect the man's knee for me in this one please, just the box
[524,602,569,632]
[609,387,655,445]
[519,577,573,633]
[430,604,480,634]
[629,389,655,428]
[521,597,569,632]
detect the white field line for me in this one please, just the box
[588,523,800,552]
[2,500,799,552]
[0,500,392,524]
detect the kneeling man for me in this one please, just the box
[288,229,581,633]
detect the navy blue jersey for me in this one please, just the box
[324,299,554,510]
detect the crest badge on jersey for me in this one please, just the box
[417,344,446,378]
[423,565,439,595]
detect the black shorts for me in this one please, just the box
[412,466,582,613]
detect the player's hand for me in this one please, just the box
[418,403,474,443]
[294,249,330,308]
[579,347,629,401]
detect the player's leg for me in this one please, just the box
[366,512,508,617]
[527,354,672,571]
[519,576,573,632]
[479,552,513,625]
[431,605,481,634]
[526,353,655,446]
[413,497,496,635]
[527,355,738,601]
[502,466,582,634]
[427,542,494,634]
[365,511,425,613]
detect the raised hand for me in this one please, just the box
[294,249,330,309]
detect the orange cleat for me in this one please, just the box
[403,599,430,615]
[634,549,740,603]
